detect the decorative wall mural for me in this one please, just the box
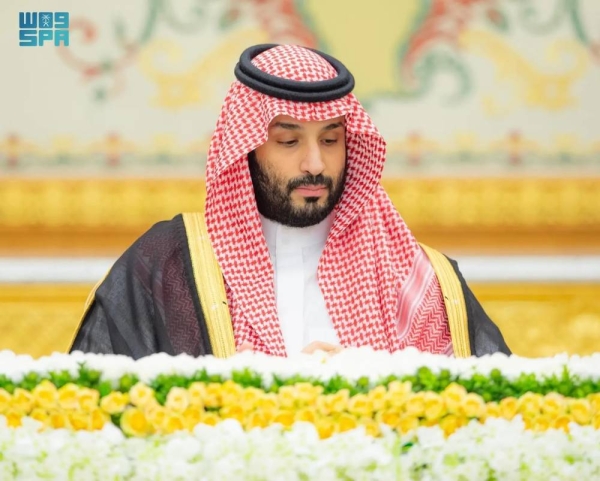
[1,0,599,175]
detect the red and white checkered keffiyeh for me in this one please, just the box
[205,45,452,357]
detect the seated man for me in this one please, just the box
[70,44,510,359]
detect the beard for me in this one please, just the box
[248,151,346,228]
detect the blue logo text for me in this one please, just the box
[19,12,70,47]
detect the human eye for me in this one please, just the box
[277,140,298,147]
[322,138,338,145]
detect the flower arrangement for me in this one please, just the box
[1,347,599,479]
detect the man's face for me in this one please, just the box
[249,115,347,228]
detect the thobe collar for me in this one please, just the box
[260,212,334,254]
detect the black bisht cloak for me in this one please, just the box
[70,214,511,359]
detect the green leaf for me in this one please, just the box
[119,374,139,392]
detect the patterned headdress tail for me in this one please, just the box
[234,43,355,102]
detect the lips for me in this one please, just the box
[295,186,327,196]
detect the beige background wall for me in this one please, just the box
[1,0,599,176]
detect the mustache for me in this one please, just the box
[287,174,333,194]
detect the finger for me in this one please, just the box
[301,341,330,354]
[237,342,254,353]
[301,341,340,354]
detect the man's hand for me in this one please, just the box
[237,342,254,353]
[301,341,343,355]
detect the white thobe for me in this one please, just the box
[260,214,340,354]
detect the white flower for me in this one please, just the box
[1,348,599,387]
[1,418,600,479]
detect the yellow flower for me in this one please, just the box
[553,414,573,432]
[0,389,12,413]
[99,392,130,415]
[121,407,151,437]
[387,381,412,396]
[588,393,600,413]
[187,382,207,408]
[277,386,298,409]
[257,408,276,425]
[295,383,323,405]
[239,387,263,410]
[315,395,329,416]
[404,392,425,418]
[422,417,442,427]
[397,415,419,434]
[517,393,543,416]
[522,414,536,431]
[347,394,374,418]
[568,399,592,425]
[165,387,189,413]
[11,388,34,413]
[358,417,380,437]
[440,384,467,414]
[329,390,350,413]
[90,408,109,430]
[57,383,81,410]
[460,393,486,419]
[316,390,350,416]
[219,405,245,423]
[141,397,161,412]
[204,383,223,408]
[273,409,295,428]
[32,380,58,409]
[29,408,50,429]
[592,414,600,429]
[199,412,220,426]
[499,397,518,420]
[162,412,186,434]
[4,408,24,428]
[68,411,91,431]
[145,404,168,429]
[386,382,412,409]
[439,414,466,437]
[221,380,244,406]
[182,406,202,431]
[532,414,552,432]
[337,413,358,432]
[423,392,446,421]
[375,409,401,428]
[541,393,565,417]
[48,409,70,429]
[315,417,335,439]
[484,402,500,420]
[245,411,270,429]
[367,385,388,411]
[294,407,317,424]
[256,393,279,411]
[77,388,100,411]
[129,383,155,409]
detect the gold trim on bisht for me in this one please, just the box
[67,273,108,352]
[420,244,472,358]
[182,212,236,358]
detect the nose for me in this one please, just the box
[300,141,325,176]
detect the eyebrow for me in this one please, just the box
[322,122,344,132]
[271,121,345,132]
[272,122,301,131]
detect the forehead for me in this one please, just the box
[268,114,345,129]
